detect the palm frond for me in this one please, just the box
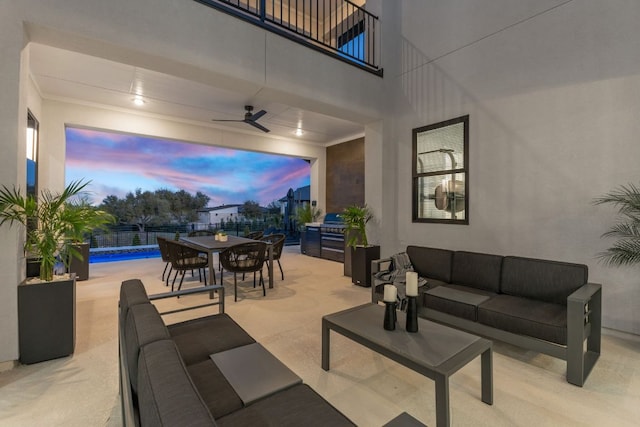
[593,183,640,215]
[601,222,640,239]
[0,179,113,281]
[597,239,640,266]
[0,185,34,227]
[595,182,640,267]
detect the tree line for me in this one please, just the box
[99,188,281,232]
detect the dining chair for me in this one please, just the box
[260,233,286,280]
[187,229,212,262]
[156,236,172,286]
[187,230,215,237]
[165,240,208,292]
[219,241,268,302]
[245,230,264,240]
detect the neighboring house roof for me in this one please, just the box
[197,204,242,213]
[197,204,268,215]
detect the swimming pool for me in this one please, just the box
[89,246,161,264]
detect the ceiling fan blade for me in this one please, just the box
[245,120,270,133]
[249,110,267,121]
[213,107,269,132]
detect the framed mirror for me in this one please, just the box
[412,115,469,224]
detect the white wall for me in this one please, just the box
[381,0,640,334]
[0,15,29,363]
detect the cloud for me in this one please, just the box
[65,127,310,206]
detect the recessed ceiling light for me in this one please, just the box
[132,95,145,106]
[294,128,304,137]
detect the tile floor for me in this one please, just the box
[1,246,639,426]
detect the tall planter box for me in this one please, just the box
[69,243,90,281]
[343,245,352,277]
[26,257,41,278]
[343,230,356,277]
[300,230,307,254]
[351,245,380,287]
[18,275,76,364]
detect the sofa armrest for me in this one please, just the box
[566,282,602,386]
[149,284,226,315]
[568,282,601,305]
[371,257,392,275]
[371,258,392,303]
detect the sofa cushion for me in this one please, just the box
[168,313,255,365]
[120,279,149,319]
[452,251,503,293]
[406,246,454,283]
[478,294,567,345]
[425,285,494,321]
[186,359,244,419]
[211,343,302,406]
[501,256,588,305]
[125,303,170,394]
[137,339,217,427]
[216,383,355,427]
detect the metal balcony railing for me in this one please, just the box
[194,0,382,76]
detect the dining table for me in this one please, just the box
[180,235,275,295]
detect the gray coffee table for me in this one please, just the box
[322,303,492,427]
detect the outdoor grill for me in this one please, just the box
[320,213,346,262]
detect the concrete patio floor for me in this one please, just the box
[1,246,639,426]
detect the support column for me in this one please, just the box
[0,11,28,364]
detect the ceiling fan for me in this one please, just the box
[211,105,270,133]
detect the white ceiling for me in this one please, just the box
[28,43,364,145]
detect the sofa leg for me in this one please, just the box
[567,286,602,386]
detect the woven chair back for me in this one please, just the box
[219,241,268,274]
[261,233,286,260]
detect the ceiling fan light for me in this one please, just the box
[295,128,304,136]
[133,95,145,106]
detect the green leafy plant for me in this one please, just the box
[0,180,114,281]
[593,183,640,266]
[342,204,374,248]
[294,204,322,230]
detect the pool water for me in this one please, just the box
[90,249,161,264]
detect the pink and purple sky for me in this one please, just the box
[65,127,310,207]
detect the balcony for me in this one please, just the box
[194,0,382,76]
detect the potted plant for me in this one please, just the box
[64,195,114,280]
[342,204,380,286]
[593,183,640,266]
[0,179,113,364]
[294,204,322,254]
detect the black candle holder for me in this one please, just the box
[405,296,419,333]
[383,301,397,331]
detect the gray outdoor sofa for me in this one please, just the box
[119,279,354,426]
[371,246,602,387]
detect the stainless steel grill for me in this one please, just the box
[320,213,346,262]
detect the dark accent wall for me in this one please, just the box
[326,137,364,213]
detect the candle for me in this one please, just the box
[383,285,397,302]
[406,272,418,297]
